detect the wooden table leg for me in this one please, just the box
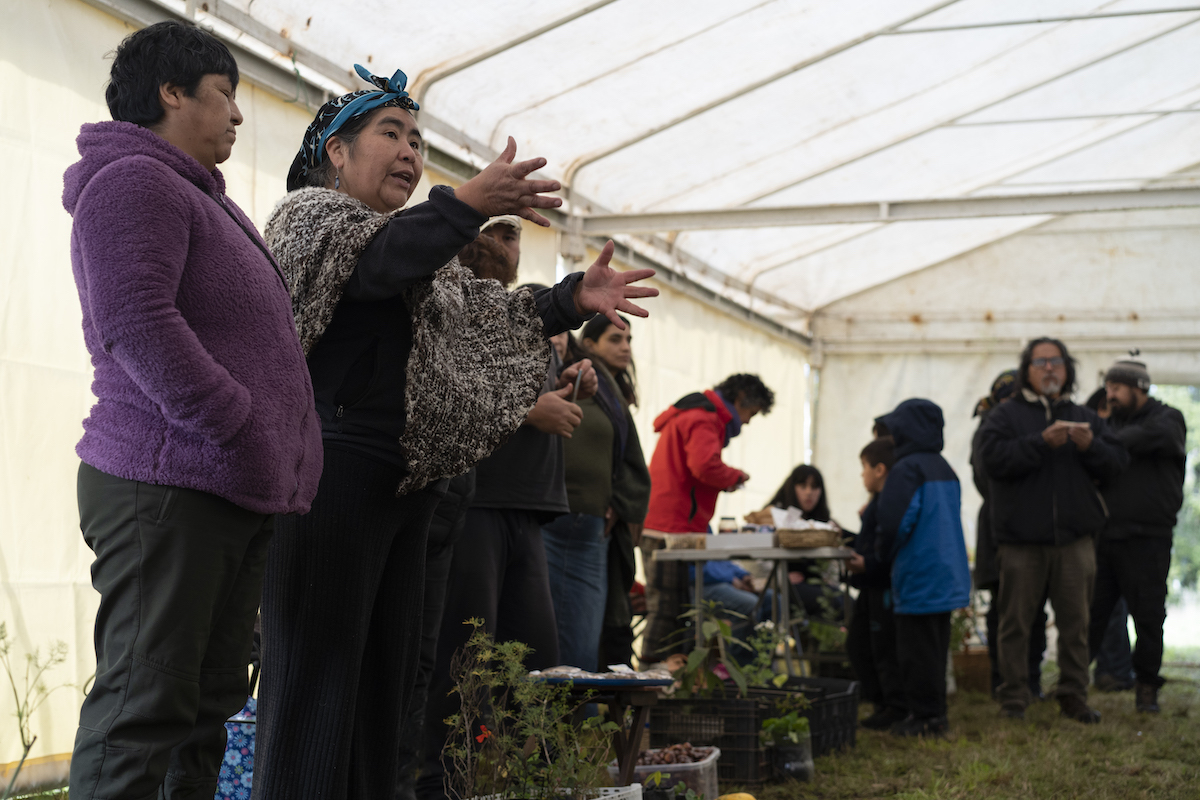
[614,703,652,786]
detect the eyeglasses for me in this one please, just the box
[1031,357,1065,369]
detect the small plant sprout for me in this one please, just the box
[0,622,71,800]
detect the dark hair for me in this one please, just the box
[714,374,775,415]
[1016,337,1078,396]
[769,465,830,522]
[1085,387,1108,414]
[305,105,413,188]
[860,437,895,470]
[458,234,516,287]
[106,20,239,127]
[871,418,890,438]
[561,332,589,366]
[580,315,638,406]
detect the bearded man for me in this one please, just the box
[1089,357,1186,714]
[980,338,1127,723]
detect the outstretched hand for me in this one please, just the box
[454,137,562,227]
[573,241,659,328]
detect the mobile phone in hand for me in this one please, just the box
[571,369,583,402]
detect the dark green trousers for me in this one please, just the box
[71,463,271,800]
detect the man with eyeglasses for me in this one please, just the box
[979,338,1127,723]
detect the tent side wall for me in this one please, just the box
[0,0,810,763]
[812,209,1200,550]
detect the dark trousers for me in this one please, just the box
[985,589,1047,694]
[846,588,905,713]
[416,507,561,800]
[71,463,271,800]
[996,538,1096,708]
[253,449,443,800]
[598,524,638,670]
[1089,537,1172,688]
[1093,597,1135,683]
[396,471,475,800]
[895,611,952,719]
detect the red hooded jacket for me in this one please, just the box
[644,390,746,533]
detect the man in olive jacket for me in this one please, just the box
[1089,357,1186,714]
[980,338,1128,723]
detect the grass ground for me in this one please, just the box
[753,651,1200,800]
[12,654,1199,799]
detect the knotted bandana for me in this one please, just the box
[286,64,418,191]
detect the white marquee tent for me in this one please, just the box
[2,0,1199,767]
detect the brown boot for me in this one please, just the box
[1135,682,1161,713]
[1058,694,1101,724]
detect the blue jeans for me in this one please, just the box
[542,513,608,671]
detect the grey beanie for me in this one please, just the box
[1105,358,1151,390]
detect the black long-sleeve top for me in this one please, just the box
[307,185,588,469]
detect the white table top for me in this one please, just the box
[652,546,855,561]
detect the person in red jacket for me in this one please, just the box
[645,374,775,532]
[640,374,774,663]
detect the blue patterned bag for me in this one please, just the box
[215,697,256,800]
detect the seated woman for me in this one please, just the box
[762,465,845,621]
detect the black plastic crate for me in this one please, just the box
[764,676,860,757]
[648,696,772,788]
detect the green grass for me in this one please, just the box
[752,658,1200,800]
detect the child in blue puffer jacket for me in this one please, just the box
[875,399,971,737]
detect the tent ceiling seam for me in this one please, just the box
[486,0,779,146]
[964,111,1190,197]
[411,0,621,107]
[808,215,1058,315]
[741,16,1200,206]
[580,187,1200,233]
[890,6,1200,35]
[951,108,1200,126]
[560,0,963,185]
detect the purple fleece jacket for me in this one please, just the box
[63,121,322,514]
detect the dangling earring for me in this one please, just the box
[334,172,340,190]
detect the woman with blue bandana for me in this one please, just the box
[250,66,658,799]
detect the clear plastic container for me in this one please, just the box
[608,747,720,800]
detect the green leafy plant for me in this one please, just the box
[442,619,618,800]
[741,622,789,690]
[0,622,70,800]
[759,709,811,748]
[950,605,981,653]
[668,601,752,698]
[642,771,699,800]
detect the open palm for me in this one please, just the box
[575,241,659,328]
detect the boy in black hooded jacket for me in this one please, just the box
[846,436,906,730]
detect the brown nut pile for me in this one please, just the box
[636,743,713,765]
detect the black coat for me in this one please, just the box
[980,390,1128,547]
[970,416,999,590]
[848,495,889,590]
[1102,397,1187,539]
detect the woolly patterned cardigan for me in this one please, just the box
[265,188,548,494]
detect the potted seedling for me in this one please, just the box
[759,699,814,782]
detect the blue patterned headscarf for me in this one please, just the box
[286,64,418,191]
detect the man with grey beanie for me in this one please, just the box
[1089,355,1186,713]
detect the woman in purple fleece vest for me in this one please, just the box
[61,21,321,800]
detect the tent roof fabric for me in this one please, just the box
[214,0,1200,326]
